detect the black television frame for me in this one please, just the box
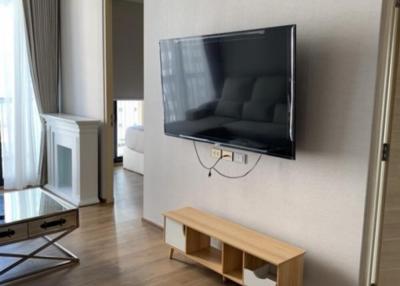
[159,25,296,160]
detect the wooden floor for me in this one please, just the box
[5,168,232,286]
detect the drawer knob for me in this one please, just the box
[0,229,15,238]
[40,218,67,229]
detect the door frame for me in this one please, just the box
[100,0,114,203]
[360,0,400,285]
[113,100,123,163]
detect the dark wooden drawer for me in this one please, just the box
[28,211,78,237]
[0,223,28,245]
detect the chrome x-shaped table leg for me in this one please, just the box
[0,228,79,284]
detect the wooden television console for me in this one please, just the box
[163,207,305,286]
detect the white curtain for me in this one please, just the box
[0,0,42,189]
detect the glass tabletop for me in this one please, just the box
[0,188,76,225]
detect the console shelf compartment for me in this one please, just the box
[223,243,243,284]
[185,227,222,272]
[187,246,222,273]
[164,207,305,286]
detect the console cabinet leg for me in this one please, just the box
[169,248,175,259]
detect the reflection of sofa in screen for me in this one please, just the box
[165,75,290,150]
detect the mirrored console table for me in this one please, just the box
[0,188,79,284]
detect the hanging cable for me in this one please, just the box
[193,141,228,177]
[193,141,262,179]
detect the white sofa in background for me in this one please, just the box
[123,126,144,175]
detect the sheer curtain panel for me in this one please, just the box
[23,0,60,184]
[0,0,42,189]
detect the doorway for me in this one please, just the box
[111,0,144,166]
[105,0,145,185]
[376,49,400,285]
[362,1,400,285]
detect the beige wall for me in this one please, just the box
[60,0,113,201]
[113,0,143,100]
[143,1,383,286]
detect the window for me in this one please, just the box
[114,100,143,160]
[0,0,42,189]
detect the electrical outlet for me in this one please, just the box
[233,152,247,164]
[211,148,222,159]
[222,150,233,161]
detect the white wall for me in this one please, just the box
[60,0,113,201]
[113,0,143,100]
[60,0,104,119]
[143,1,382,286]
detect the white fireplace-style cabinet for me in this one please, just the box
[42,113,100,206]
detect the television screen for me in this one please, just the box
[160,25,296,159]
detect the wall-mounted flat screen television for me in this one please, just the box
[160,25,296,159]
